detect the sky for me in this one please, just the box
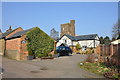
[2,2,118,38]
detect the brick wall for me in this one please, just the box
[6,38,21,60]
[20,34,28,60]
[6,38,21,52]
[6,34,28,60]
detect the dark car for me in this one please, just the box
[56,46,73,56]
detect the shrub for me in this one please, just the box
[38,54,43,58]
[75,43,81,50]
[26,27,54,58]
[54,50,57,54]
[85,51,88,54]
[28,49,34,56]
[48,54,52,57]
[86,54,99,63]
[88,49,92,54]
[92,50,94,53]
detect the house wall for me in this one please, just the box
[78,40,100,48]
[20,35,28,60]
[0,39,5,55]
[56,35,100,48]
[5,27,23,39]
[56,36,72,47]
[6,38,21,60]
[6,34,28,60]
[0,27,23,56]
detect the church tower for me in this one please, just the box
[60,20,75,37]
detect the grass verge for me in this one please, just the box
[78,61,110,75]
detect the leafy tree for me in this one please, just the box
[112,37,116,41]
[99,36,104,44]
[26,27,54,58]
[117,34,120,39]
[104,36,111,45]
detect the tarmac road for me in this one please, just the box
[2,54,103,78]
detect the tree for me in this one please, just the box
[99,36,104,44]
[26,27,54,58]
[112,20,120,40]
[104,36,111,45]
[117,35,120,39]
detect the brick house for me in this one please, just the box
[0,27,23,55]
[6,28,34,60]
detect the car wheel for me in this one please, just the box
[58,53,60,57]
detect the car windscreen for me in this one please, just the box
[57,47,66,50]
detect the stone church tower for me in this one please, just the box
[60,20,75,37]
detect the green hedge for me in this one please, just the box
[26,27,54,57]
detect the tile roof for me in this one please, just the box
[0,27,23,39]
[6,28,34,40]
[0,30,13,39]
[64,34,99,41]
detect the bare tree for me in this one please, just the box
[112,20,120,39]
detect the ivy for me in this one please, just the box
[26,27,54,57]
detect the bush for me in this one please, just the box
[26,27,54,58]
[48,54,52,57]
[75,43,81,50]
[86,54,99,63]
[28,49,34,56]
[85,51,88,54]
[92,50,94,53]
[38,54,43,58]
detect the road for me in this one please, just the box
[2,54,103,78]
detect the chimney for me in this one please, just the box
[6,26,12,32]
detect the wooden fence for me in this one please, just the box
[96,44,120,66]
[96,44,120,57]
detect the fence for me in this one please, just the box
[96,44,120,57]
[96,44,120,66]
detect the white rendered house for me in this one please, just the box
[56,34,100,49]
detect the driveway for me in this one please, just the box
[2,54,103,78]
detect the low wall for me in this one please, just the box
[5,50,20,60]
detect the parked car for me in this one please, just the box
[56,46,73,56]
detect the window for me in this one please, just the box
[21,40,26,43]
[65,40,67,43]
[63,28,64,30]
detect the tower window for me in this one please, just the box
[63,28,64,30]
